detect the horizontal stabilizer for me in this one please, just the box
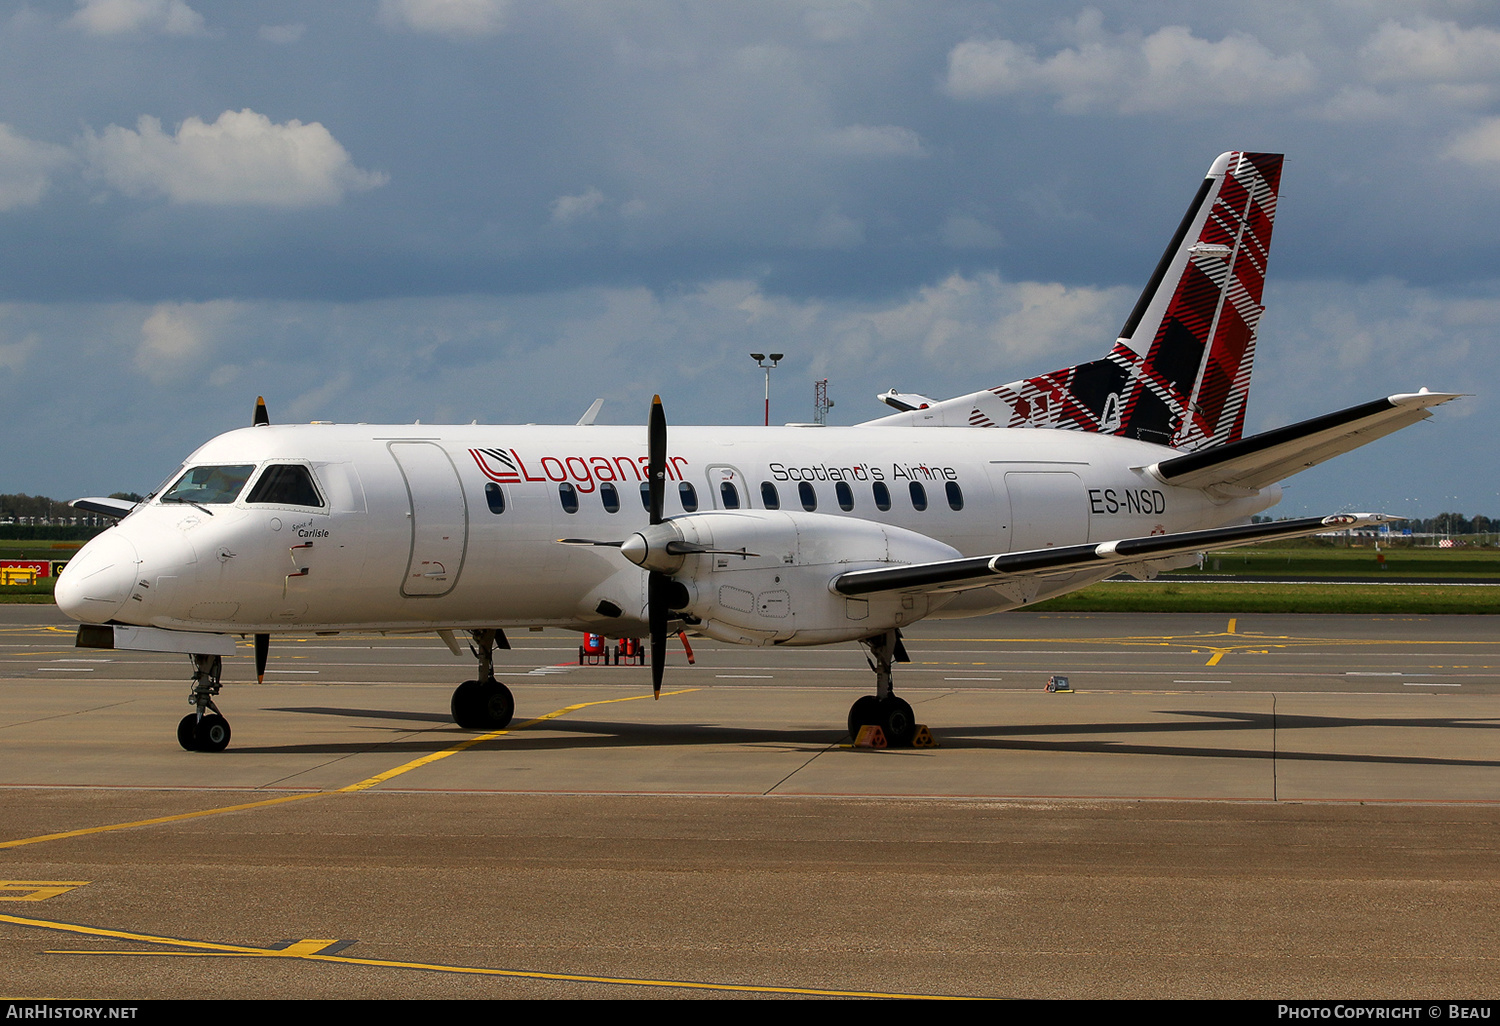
[70,496,138,520]
[1146,390,1460,496]
[877,389,939,413]
[833,513,1390,598]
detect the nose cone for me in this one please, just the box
[55,532,140,623]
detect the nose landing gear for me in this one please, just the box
[847,629,917,747]
[451,628,515,730]
[178,654,232,753]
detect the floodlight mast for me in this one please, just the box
[751,353,782,426]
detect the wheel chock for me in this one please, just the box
[854,725,887,748]
[911,725,937,748]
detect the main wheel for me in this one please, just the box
[451,679,515,730]
[847,695,881,739]
[193,714,231,753]
[177,714,199,752]
[877,695,916,747]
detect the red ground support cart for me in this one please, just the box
[614,638,645,665]
[578,633,609,665]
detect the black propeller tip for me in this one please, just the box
[253,396,270,427]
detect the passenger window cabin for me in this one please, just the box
[946,481,964,511]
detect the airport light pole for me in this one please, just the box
[750,353,782,426]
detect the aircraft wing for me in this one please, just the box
[1144,391,1460,496]
[70,497,138,520]
[833,513,1390,598]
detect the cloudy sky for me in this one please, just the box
[1,0,1496,521]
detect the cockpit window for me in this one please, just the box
[162,465,255,505]
[247,464,325,508]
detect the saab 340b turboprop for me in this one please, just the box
[56,151,1456,752]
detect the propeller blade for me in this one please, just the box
[648,571,667,699]
[648,394,666,527]
[253,396,270,427]
[254,633,269,684]
[644,394,671,699]
[556,538,625,547]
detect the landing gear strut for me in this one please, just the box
[451,628,515,730]
[178,653,232,752]
[847,629,916,746]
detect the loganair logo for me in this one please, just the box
[469,447,690,493]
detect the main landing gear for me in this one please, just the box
[847,628,916,747]
[451,628,515,730]
[178,653,232,753]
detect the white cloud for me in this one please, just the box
[67,0,206,37]
[378,0,508,39]
[824,124,926,158]
[258,23,305,45]
[832,273,1128,369]
[945,24,1316,114]
[550,187,605,223]
[1362,19,1500,83]
[0,125,71,211]
[135,301,239,383]
[81,109,388,207]
[1445,117,1500,167]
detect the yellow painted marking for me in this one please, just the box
[0,690,701,847]
[338,689,697,793]
[3,913,969,998]
[0,881,89,901]
[279,939,340,955]
[0,793,321,850]
[927,623,1500,672]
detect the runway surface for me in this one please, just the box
[1,605,1497,999]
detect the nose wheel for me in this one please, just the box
[451,678,515,730]
[178,654,232,752]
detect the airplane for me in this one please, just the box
[56,151,1457,753]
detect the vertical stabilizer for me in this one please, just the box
[865,152,1283,452]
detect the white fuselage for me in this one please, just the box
[55,422,1279,642]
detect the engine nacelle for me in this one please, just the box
[650,510,961,646]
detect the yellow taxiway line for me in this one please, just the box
[2,911,970,999]
[0,689,698,850]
